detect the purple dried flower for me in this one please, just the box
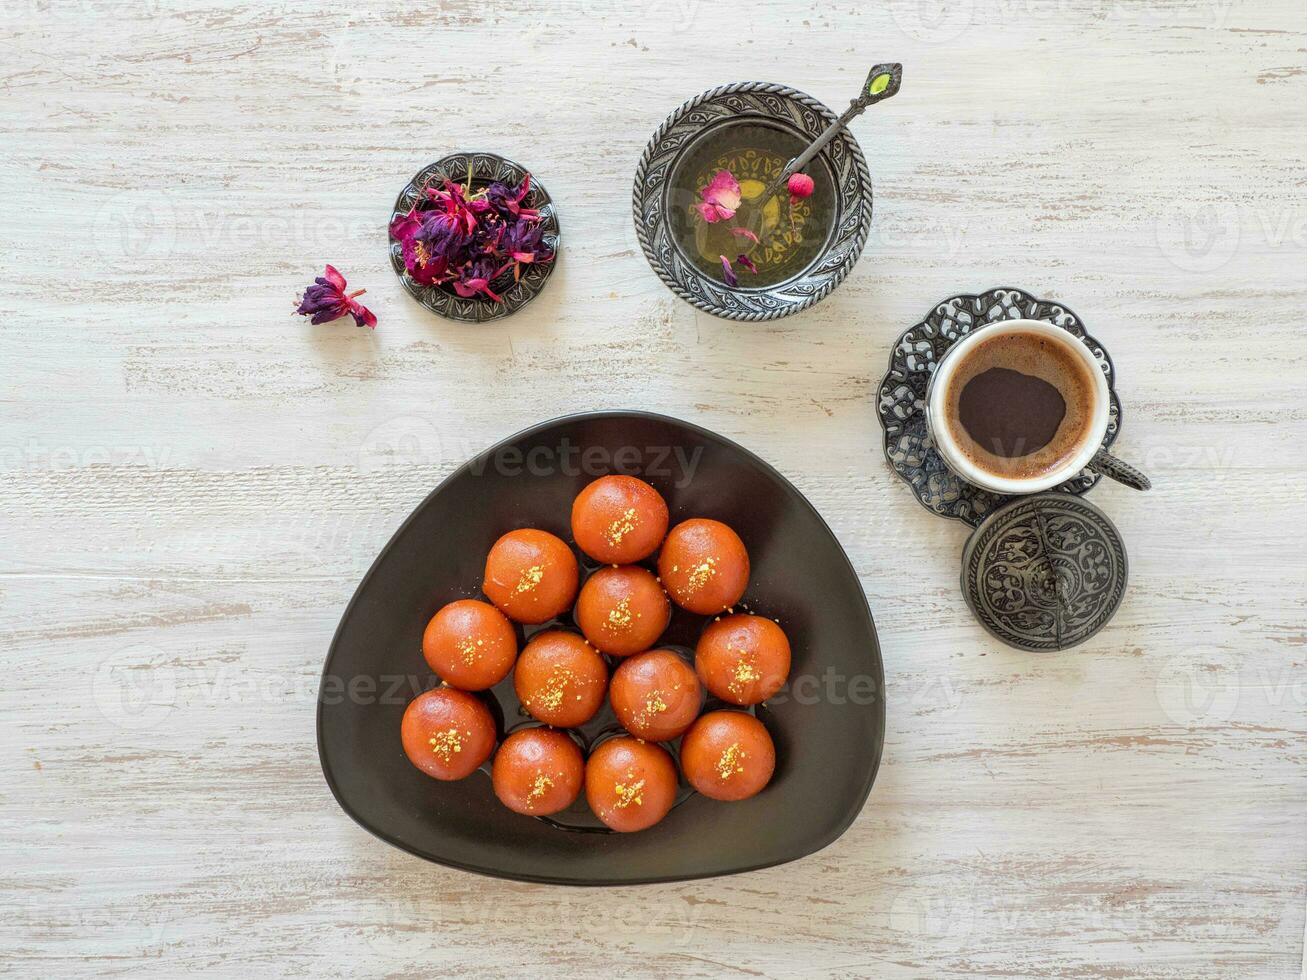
[390,172,550,304]
[719,255,738,288]
[294,265,376,328]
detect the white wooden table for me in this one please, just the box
[4,1,1305,976]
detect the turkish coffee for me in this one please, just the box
[942,330,1097,481]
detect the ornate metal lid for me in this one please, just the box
[961,493,1128,651]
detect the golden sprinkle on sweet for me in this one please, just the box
[686,556,717,593]
[527,771,554,807]
[515,564,545,594]
[643,692,668,717]
[428,728,465,763]
[729,657,761,695]
[606,597,633,631]
[607,508,639,547]
[458,638,481,665]
[527,667,573,714]
[613,777,646,808]
[716,742,746,780]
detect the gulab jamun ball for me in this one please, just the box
[657,518,750,615]
[400,687,497,781]
[680,710,775,802]
[609,649,703,742]
[422,599,518,691]
[491,727,584,816]
[482,528,579,624]
[513,630,608,728]
[695,614,791,705]
[570,475,670,564]
[584,736,679,833]
[574,565,670,656]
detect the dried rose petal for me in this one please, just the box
[736,253,758,275]
[719,255,738,287]
[696,170,742,223]
[730,226,760,244]
[294,265,376,328]
[391,171,551,303]
[787,172,815,205]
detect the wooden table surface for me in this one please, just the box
[3,1,1305,977]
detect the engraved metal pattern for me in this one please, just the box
[389,152,560,323]
[961,493,1128,652]
[633,82,873,321]
[877,287,1123,527]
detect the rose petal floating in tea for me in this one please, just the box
[731,226,760,245]
[736,253,758,275]
[294,265,377,328]
[695,170,742,223]
[719,254,738,287]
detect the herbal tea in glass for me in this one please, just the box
[667,120,837,289]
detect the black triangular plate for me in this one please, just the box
[317,410,883,885]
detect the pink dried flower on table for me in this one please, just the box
[695,170,742,223]
[294,265,376,328]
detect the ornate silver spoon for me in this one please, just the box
[759,63,903,204]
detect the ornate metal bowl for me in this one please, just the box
[389,152,560,323]
[633,83,873,321]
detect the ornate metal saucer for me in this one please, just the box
[962,493,1128,651]
[877,287,1122,527]
[389,152,559,323]
[633,82,873,321]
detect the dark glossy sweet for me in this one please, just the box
[680,710,775,801]
[571,475,670,564]
[513,630,609,728]
[695,614,791,705]
[657,518,750,614]
[491,727,585,816]
[609,649,702,742]
[400,687,497,781]
[574,565,671,656]
[422,599,518,691]
[482,528,580,624]
[584,736,679,833]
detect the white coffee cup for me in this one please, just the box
[925,319,1112,495]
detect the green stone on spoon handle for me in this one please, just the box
[762,62,904,202]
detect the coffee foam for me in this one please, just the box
[943,331,1097,481]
